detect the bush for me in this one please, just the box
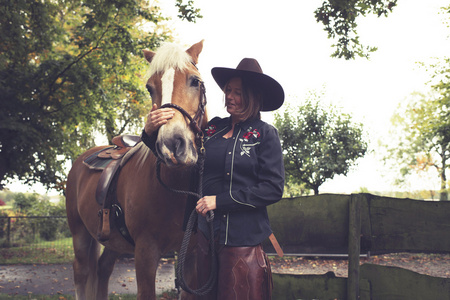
[0,210,8,239]
[13,193,38,211]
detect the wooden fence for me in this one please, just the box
[264,193,450,300]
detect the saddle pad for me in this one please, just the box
[83,147,114,170]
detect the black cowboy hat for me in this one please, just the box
[211,58,284,111]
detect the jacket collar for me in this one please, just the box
[225,117,260,132]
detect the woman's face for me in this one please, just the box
[225,77,243,118]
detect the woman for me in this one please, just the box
[144,58,285,299]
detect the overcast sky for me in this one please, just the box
[6,0,450,195]
[161,0,450,194]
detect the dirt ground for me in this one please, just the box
[270,252,450,278]
[0,253,449,296]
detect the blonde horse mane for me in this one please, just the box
[147,43,194,78]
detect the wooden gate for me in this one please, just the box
[264,193,450,300]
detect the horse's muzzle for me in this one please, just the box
[156,133,198,167]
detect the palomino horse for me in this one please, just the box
[66,40,207,299]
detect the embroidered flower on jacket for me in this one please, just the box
[242,128,260,141]
[205,125,217,136]
[239,127,261,157]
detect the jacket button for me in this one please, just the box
[226,172,230,176]
[228,152,231,155]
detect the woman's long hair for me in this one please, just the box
[224,77,263,121]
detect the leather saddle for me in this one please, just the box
[82,134,141,245]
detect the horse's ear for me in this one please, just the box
[186,40,204,65]
[143,49,156,63]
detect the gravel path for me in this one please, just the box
[1,253,449,296]
[0,258,175,296]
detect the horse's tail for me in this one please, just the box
[84,239,101,299]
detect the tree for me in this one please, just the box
[387,89,450,201]
[315,0,397,59]
[0,0,201,191]
[13,193,39,212]
[274,92,368,195]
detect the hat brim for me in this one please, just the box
[211,67,284,111]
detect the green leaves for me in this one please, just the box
[387,82,450,200]
[315,0,396,59]
[274,93,368,195]
[0,0,201,191]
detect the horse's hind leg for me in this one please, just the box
[96,247,120,299]
[72,227,101,300]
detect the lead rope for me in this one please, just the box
[156,152,217,296]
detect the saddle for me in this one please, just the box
[83,134,141,245]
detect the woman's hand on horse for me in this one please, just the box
[196,196,217,217]
[144,104,175,135]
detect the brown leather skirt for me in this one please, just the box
[196,232,273,300]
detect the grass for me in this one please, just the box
[0,237,74,264]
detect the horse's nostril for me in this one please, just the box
[174,137,185,154]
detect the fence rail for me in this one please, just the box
[0,216,72,263]
[265,193,450,300]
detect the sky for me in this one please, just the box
[5,0,450,195]
[161,0,450,194]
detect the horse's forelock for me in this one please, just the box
[147,43,193,78]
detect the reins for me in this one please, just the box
[155,80,217,296]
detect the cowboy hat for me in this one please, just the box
[211,58,284,111]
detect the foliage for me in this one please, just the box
[3,192,69,242]
[29,198,69,240]
[283,176,311,198]
[386,89,450,201]
[274,92,368,195]
[0,190,15,205]
[315,0,397,59]
[175,0,202,22]
[12,193,39,211]
[0,0,201,191]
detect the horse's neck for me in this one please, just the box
[131,142,192,187]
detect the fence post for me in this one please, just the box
[7,217,11,246]
[348,194,362,300]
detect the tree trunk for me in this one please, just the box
[440,149,448,201]
[313,186,319,195]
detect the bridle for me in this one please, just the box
[159,66,207,154]
[154,75,217,296]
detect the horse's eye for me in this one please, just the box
[146,84,153,95]
[190,78,200,88]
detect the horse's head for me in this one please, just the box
[143,40,207,168]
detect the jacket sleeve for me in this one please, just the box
[140,129,158,157]
[215,125,285,211]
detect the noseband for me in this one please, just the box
[159,80,207,153]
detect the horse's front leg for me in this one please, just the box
[96,247,121,299]
[134,241,161,300]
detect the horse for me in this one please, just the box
[65,40,207,300]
